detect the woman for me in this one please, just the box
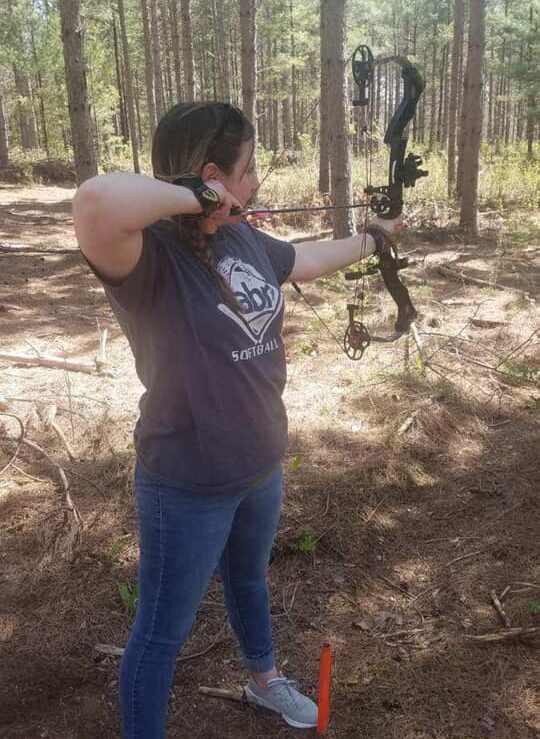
[73,102,402,738]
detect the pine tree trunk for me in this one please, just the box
[150,0,166,117]
[239,0,257,140]
[160,0,174,107]
[487,66,494,142]
[58,0,97,184]
[140,0,157,137]
[428,34,438,151]
[113,20,129,142]
[459,0,485,233]
[168,0,183,100]
[319,0,330,194]
[229,24,239,106]
[448,0,464,194]
[526,6,536,158]
[289,0,298,147]
[270,40,279,152]
[0,92,10,168]
[324,0,353,238]
[180,0,195,101]
[214,0,230,101]
[31,28,50,157]
[437,43,448,145]
[117,0,140,172]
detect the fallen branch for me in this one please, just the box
[435,264,532,298]
[22,437,82,529]
[198,686,246,703]
[465,627,540,643]
[0,350,116,376]
[470,318,508,329]
[38,403,75,461]
[490,589,511,628]
[0,242,76,255]
[95,643,125,657]
[446,550,482,567]
[0,412,82,553]
[94,619,230,663]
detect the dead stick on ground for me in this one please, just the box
[490,589,511,627]
[446,550,482,567]
[22,437,82,528]
[465,627,540,643]
[0,351,117,376]
[435,265,532,298]
[198,687,246,703]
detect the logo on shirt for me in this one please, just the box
[216,256,283,345]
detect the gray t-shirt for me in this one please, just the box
[96,220,295,492]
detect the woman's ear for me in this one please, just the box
[201,162,220,181]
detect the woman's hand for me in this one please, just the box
[369,214,405,237]
[201,179,244,233]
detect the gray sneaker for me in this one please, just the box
[245,675,318,729]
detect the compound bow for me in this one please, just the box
[240,43,428,361]
[341,44,428,360]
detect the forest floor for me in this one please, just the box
[0,183,539,739]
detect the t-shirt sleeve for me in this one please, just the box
[247,223,296,285]
[83,226,163,314]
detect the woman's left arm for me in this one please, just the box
[289,216,404,283]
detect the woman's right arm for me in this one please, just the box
[72,173,203,281]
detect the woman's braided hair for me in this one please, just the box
[151,102,255,313]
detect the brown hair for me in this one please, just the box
[152,102,255,312]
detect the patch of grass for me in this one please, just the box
[297,338,318,356]
[298,528,317,554]
[500,361,540,387]
[500,213,540,251]
[118,581,138,618]
[110,535,130,561]
[288,454,302,473]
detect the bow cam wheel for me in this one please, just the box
[343,321,371,360]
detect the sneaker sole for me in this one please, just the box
[244,685,317,729]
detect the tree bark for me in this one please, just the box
[0,92,10,167]
[140,0,157,137]
[459,0,486,233]
[180,0,195,101]
[318,0,330,194]
[112,20,129,143]
[117,0,140,172]
[448,0,464,194]
[526,5,536,159]
[324,0,353,238]
[150,0,166,118]
[239,0,257,140]
[58,0,98,185]
[168,0,183,101]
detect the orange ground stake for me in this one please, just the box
[316,641,333,734]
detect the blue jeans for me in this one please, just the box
[119,462,283,739]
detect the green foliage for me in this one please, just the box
[110,535,130,561]
[298,528,317,554]
[118,581,138,617]
[288,454,302,472]
[529,600,540,616]
[297,338,318,355]
[499,361,540,387]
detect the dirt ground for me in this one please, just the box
[0,183,538,739]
